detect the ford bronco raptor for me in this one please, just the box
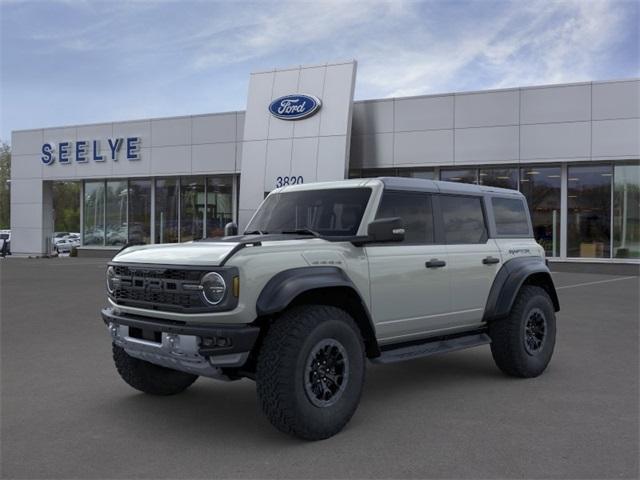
[102,177,559,440]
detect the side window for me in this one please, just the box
[440,195,487,244]
[492,197,530,236]
[375,191,434,244]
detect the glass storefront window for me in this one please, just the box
[519,166,561,257]
[180,176,205,242]
[83,181,105,246]
[479,167,518,190]
[155,178,179,243]
[567,164,612,258]
[105,180,128,246]
[128,179,151,244]
[613,164,640,258]
[355,168,398,178]
[206,176,233,238]
[404,168,434,179]
[440,168,478,184]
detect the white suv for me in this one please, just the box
[102,177,559,440]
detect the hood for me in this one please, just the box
[112,234,325,266]
[112,241,240,266]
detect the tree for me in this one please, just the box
[0,142,10,229]
[53,182,80,232]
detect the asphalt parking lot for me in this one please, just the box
[1,257,638,479]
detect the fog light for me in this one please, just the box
[200,336,231,347]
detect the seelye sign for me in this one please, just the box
[268,94,321,120]
[41,137,141,165]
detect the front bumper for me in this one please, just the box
[102,307,260,380]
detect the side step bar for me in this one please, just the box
[372,332,491,364]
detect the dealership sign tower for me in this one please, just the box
[238,61,357,228]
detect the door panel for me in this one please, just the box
[367,245,451,342]
[445,240,501,323]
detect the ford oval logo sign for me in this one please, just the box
[268,94,322,120]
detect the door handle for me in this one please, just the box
[482,256,500,265]
[426,259,446,268]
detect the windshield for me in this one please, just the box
[246,188,372,237]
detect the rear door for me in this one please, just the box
[439,194,501,326]
[366,190,452,344]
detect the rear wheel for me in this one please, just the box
[489,285,556,378]
[112,344,198,395]
[256,305,365,440]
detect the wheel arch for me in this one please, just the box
[255,267,380,358]
[483,257,560,323]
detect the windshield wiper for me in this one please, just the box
[280,228,321,237]
[243,230,267,235]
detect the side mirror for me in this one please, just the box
[367,217,405,243]
[224,222,238,236]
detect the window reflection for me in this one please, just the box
[440,168,478,184]
[128,179,151,244]
[155,178,179,243]
[567,165,612,258]
[206,177,233,238]
[479,167,518,190]
[519,167,561,257]
[83,181,105,246]
[105,181,128,246]
[613,164,640,258]
[404,168,434,180]
[180,176,205,242]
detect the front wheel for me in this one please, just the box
[256,305,365,440]
[489,285,556,378]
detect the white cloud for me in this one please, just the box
[189,0,411,70]
[181,0,632,98]
[355,0,631,98]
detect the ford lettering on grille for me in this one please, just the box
[268,94,321,120]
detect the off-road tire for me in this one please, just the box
[112,344,198,395]
[256,305,366,440]
[489,285,556,378]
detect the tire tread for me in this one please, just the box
[256,305,364,440]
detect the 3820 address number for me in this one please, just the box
[276,176,304,187]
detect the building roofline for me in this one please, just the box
[353,77,640,104]
[11,77,638,135]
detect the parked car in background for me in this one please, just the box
[0,230,10,256]
[54,237,80,254]
[52,232,70,245]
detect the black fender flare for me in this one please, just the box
[256,266,361,316]
[256,266,380,357]
[483,256,560,322]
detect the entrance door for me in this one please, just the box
[366,191,452,344]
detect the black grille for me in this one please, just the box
[113,265,202,282]
[111,265,209,312]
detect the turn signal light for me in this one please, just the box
[233,276,240,297]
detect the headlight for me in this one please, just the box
[106,266,116,294]
[201,272,226,305]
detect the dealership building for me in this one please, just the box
[10,60,640,265]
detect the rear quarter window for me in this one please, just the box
[492,197,530,236]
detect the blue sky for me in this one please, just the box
[1,0,638,142]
